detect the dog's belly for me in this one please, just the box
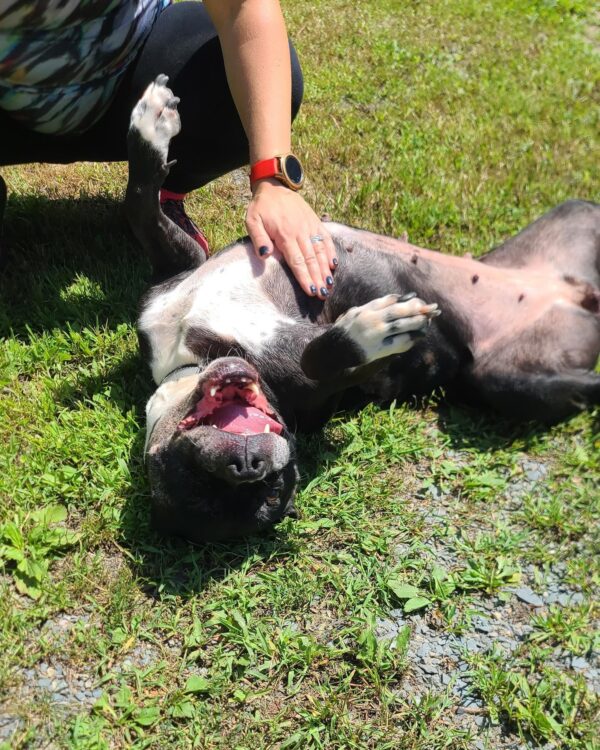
[139,242,297,383]
[331,223,598,358]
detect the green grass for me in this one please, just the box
[1,0,599,747]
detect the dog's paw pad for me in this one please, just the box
[129,75,181,160]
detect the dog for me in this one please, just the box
[125,76,600,543]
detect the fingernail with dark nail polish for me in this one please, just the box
[259,246,269,257]
[332,258,338,266]
[310,285,317,295]
[326,276,333,286]
[320,287,328,297]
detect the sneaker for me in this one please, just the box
[159,189,210,259]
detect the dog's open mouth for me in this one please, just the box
[177,370,283,436]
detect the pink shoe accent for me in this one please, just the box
[159,190,210,259]
[159,188,187,203]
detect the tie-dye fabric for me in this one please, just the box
[0,0,170,135]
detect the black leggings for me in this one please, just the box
[0,2,304,194]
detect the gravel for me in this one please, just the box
[3,454,595,748]
[376,453,598,748]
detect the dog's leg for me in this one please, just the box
[125,75,205,280]
[300,293,440,381]
[481,200,600,285]
[466,368,600,424]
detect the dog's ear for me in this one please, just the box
[282,463,301,519]
[284,504,300,520]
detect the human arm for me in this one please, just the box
[202,0,337,298]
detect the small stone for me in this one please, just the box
[76,690,87,701]
[419,662,439,675]
[515,587,544,607]
[46,667,56,678]
[472,616,492,633]
[428,485,440,501]
[38,678,51,689]
[571,656,589,670]
[417,643,432,658]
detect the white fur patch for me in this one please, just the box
[144,374,198,453]
[335,294,439,363]
[129,76,180,161]
[138,246,297,384]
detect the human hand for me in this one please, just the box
[246,179,337,299]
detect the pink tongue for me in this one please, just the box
[209,403,282,435]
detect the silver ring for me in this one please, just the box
[310,234,324,243]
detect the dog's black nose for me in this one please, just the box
[213,440,272,485]
[225,453,266,483]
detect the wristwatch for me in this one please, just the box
[250,154,304,191]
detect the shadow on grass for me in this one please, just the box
[51,349,149,414]
[436,398,599,452]
[435,401,547,452]
[0,193,149,337]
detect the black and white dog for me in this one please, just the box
[125,77,600,543]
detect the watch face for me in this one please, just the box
[282,155,304,187]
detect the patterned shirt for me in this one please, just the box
[0,0,170,135]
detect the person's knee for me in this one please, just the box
[289,42,304,121]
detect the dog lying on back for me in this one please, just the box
[125,77,600,543]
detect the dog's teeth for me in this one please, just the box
[210,386,217,397]
[264,424,270,433]
[225,378,231,384]
[247,383,259,395]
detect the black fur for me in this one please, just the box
[127,79,600,543]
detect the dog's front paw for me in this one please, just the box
[129,75,181,165]
[336,293,440,363]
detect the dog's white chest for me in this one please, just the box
[186,258,292,346]
[140,251,296,383]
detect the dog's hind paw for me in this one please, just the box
[336,293,440,363]
[129,75,181,163]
